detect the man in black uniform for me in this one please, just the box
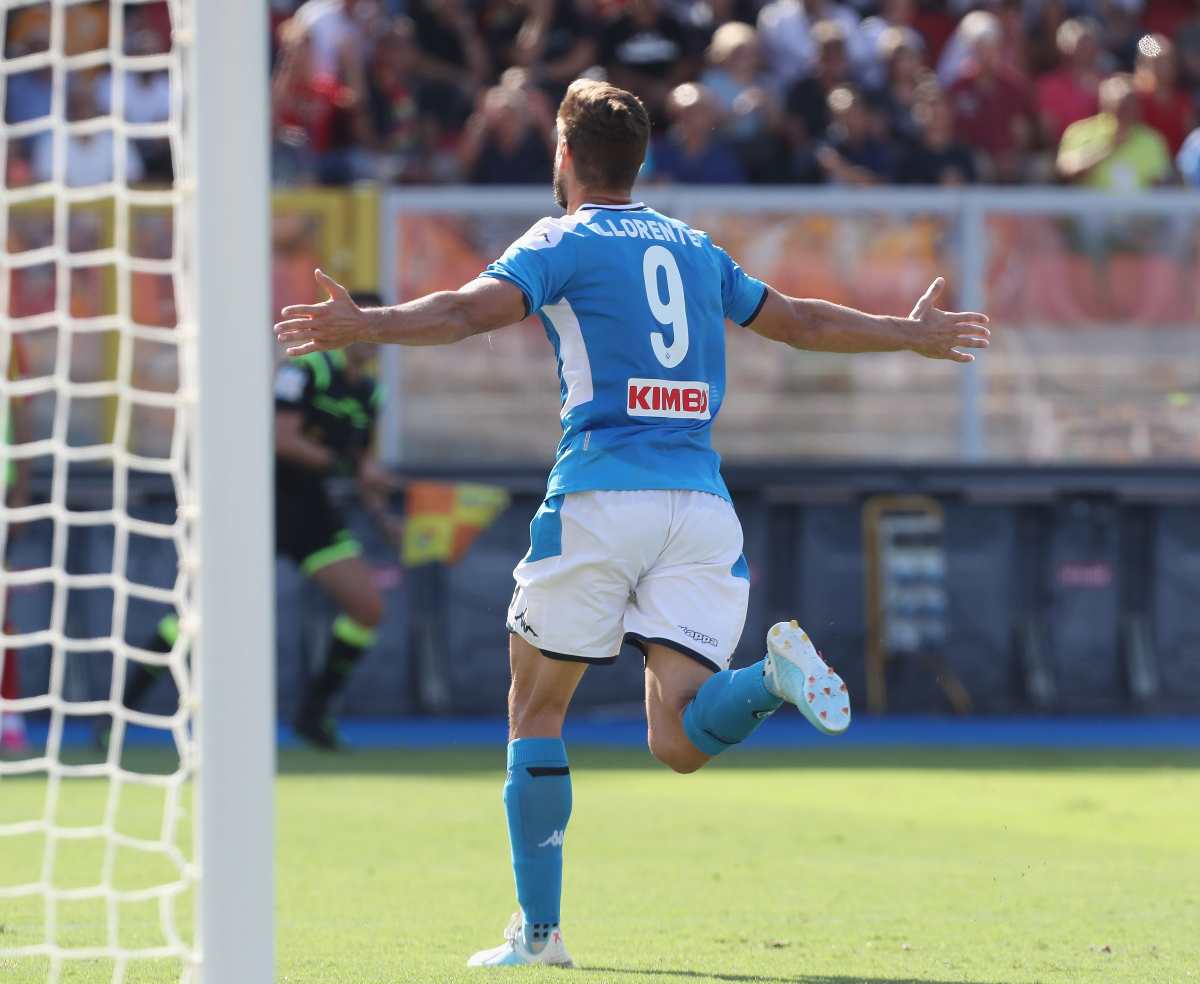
[109,293,403,751]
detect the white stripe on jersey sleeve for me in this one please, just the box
[543,298,594,420]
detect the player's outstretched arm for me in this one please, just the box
[748,277,990,363]
[274,270,527,356]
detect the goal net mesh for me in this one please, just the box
[1,1,198,980]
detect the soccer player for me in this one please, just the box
[112,294,405,751]
[274,79,990,966]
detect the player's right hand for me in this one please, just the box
[905,277,991,364]
[274,270,371,356]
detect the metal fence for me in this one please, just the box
[376,187,1200,467]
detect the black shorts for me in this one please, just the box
[276,483,363,575]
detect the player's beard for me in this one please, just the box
[553,162,567,210]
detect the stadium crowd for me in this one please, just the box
[4,1,1200,189]
[264,0,1200,188]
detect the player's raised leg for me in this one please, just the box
[646,641,783,766]
[469,633,585,968]
[648,622,851,768]
[297,551,383,750]
[630,493,852,762]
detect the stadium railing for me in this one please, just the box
[374,186,1200,469]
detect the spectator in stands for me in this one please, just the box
[117,69,171,126]
[271,17,355,184]
[1057,73,1173,190]
[30,75,145,188]
[283,1,372,151]
[870,25,928,146]
[994,0,1031,78]
[1036,18,1103,148]
[757,0,863,88]
[648,82,747,183]
[1133,34,1195,156]
[290,0,375,80]
[497,0,601,106]
[65,1,108,55]
[1097,0,1145,71]
[254,0,1200,191]
[94,41,174,184]
[408,0,490,97]
[816,86,898,185]
[857,0,921,90]
[947,10,1034,182]
[898,81,977,184]
[785,20,854,153]
[937,1,984,86]
[2,0,110,57]
[458,75,557,184]
[477,0,526,76]
[124,1,173,58]
[365,19,439,183]
[1025,0,1070,78]
[938,0,1028,87]
[3,4,48,58]
[601,0,699,126]
[701,21,790,183]
[273,0,301,54]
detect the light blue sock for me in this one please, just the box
[504,738,571,948]
[683,659,783,756]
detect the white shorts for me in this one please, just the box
[507,490,750,670]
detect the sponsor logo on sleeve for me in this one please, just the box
[627,378,710,420]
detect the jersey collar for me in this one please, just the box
[579,201,647,212]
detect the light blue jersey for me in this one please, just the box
[482,202,767,502]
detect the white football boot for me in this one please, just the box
[467,913,574,968]
[764,620,851,735]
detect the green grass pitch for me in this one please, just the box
[1,744,1198,983]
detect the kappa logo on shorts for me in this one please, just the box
[680,625,719,648]
[627,378,710,419]
[513,609,539,638]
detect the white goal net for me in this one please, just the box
[0,2,272,981]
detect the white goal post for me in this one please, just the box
[0,0,273,981]
[192,1,274,982]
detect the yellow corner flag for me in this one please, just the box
[402,481,511,567]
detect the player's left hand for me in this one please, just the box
[905,277,991,364]
[274,270,372,356]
